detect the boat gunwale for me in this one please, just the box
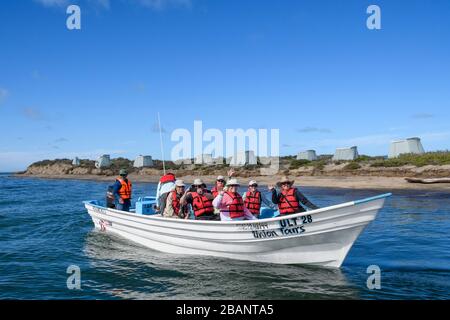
[83,193,391,225]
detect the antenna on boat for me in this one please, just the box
[157,112,166,175]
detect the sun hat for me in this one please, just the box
[193,178,206,187]
[175,180,185,187]
[119,169,128,176]
[277,176,294,186]
[248,180,258,186]
[216,175,225,181]
[226,178,240,187]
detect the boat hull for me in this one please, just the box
[84,194,390,268]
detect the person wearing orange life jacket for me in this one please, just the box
[112,169,132,212]
[242,180,276,218]
[269,176,318,215]
[213,179,257,221]
[180,178,218,220]
[163,180,189,219]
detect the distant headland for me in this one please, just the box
[15,152,450,191]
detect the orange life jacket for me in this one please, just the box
[191,191,214,217]
[278,188,300,215]
[224,191,245,219]
[171,190,187,216]
[244,190,261,215]
[116,177,132,200]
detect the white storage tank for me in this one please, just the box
[332,146,359,161]
[194,154,213,165]
[389,137,425,158]
[230,150,257,166]
[297,150,317,161]
[72,157,80,166]
[134,155,153,168]
[95,155,111,168]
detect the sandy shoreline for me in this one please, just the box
[13,173,450,191]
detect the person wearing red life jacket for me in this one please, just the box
[180,178,218,220]
[163,180,189,219]
[242,180,276,218]
[269,176,318,215]
[213,179,256,221]
[211,175,226,198]
[112,169,132,212]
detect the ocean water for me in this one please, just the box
[0,173,449,300]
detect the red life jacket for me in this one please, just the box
[224,191,245,219]
[170,190,187,216]
[244,190,261,215]
[211,187,220,198]
[278,188,300,215]
[191,191,214,217]
[160,173,176,184]
[116,177,132,200]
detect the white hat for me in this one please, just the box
[248,180,258,186]
[216,175,225,181]
[226,178,240,187]
[175,180,185,187]
[193,178,206,186]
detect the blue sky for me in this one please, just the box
[1,0,449,171]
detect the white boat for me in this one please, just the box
[83,193,391,268]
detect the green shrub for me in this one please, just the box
[290,159,311,169]
[344,162,361,170]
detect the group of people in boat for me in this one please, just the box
[108,169,319,221]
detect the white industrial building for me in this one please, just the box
[72,157,80,166]
[297,150,317,161]
[133,155,153,168]
[229,150,257,166]
[332,146,359,161]
[95,154,111,168]
[389,137,425,158]
[194,154,214,165]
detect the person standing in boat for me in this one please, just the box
[112,169,132,212]
[213,179,257,221]
[180,178,217,220]
[269,176,318,215]
[242,180,276,218]
[163,180,188,219]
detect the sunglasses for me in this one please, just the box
[249,184,258,187]
[216,180,225,183]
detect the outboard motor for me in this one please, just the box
[106,185,115,208]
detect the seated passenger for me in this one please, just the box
[269,176,319,215]
[180,179,218,220]
[213,179,257,221]
[156,173,176,213]
[163,180,188,219]
[243,180,276,218]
